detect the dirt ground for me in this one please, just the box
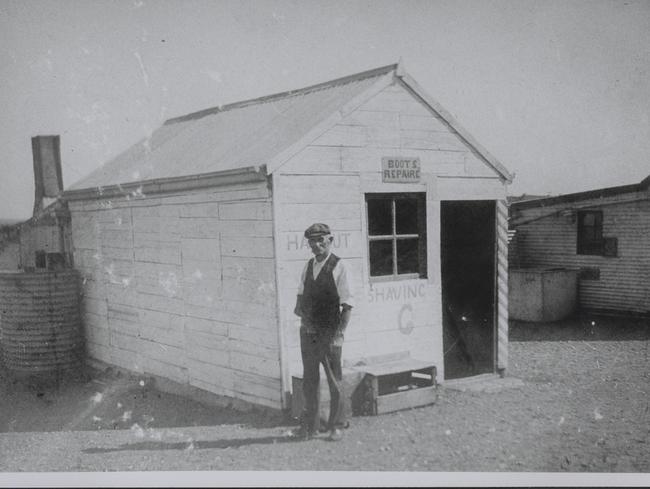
[0,313,648,476]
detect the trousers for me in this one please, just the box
[299,326,346,434]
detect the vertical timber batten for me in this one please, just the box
[496,199,509,372]
[271,174,291,409]
[426,175,444,380]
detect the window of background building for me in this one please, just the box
[366,193,427,280]
[577,210,604,255]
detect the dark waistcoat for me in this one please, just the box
[302,254,341,329]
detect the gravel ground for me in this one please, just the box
[0,314,648,478]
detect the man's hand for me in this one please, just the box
[337,304,352,335]
[331,332,344,347]
[294,295,304,318]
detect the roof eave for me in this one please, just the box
[62,165,268,202]
[265,70,397,174]
[511,175,650,211]
[396,72,514,184]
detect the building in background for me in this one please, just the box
[509,176,650,316]
[0,221,21,270]
[0,136,72,271]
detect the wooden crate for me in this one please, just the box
[351,359,437,416]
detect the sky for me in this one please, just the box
[1,0,649,220]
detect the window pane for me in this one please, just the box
[578,211,604,255]
[592,212,603,239]
[397,238,419,274]
[369,240,393,276]
[367,199,392,236]
[395,198,419,235]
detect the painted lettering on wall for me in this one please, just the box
[398,303,415,335]
[367,282,426,303]
[286,232,351,251]
[381,157,421,183]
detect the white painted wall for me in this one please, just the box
[69,181,282,408]
[273,81,508,386]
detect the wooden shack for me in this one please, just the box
[62,63,513,411]
[0,223,21,270]
[0,136,72,271]
[509,176,650,316]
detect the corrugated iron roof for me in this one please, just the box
[67,62,514,195]
[68,64,397,191]
[511,175,650,210]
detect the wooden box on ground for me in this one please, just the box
[509,268,578,322]
[289,353,438,421]
[350,357,437,416]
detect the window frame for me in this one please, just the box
[365,192,427,282]
[577,209,604,255]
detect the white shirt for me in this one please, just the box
[297,253,354,307]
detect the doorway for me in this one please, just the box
[440,200,496,380]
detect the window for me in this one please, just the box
[35,250,47,268]
[577,210,603,255]
[366,193,427,279]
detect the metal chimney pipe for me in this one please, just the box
[31,135,63,216]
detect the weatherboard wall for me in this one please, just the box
[273,81,507,387]
[68,180,282,409]
[511,197,650,314]
[0,238,20,270]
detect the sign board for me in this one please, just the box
[381,157,421,183]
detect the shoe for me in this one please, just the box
[328,428,343,441]
[289,427,315,440]
[321,421,348,432]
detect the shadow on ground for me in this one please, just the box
[2,313,646,435]
[510,312,649,342]
[0,365,286,434]
[82,434,315,454]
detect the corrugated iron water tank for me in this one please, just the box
[0,269,84,376]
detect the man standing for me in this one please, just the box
[292,223,353,441]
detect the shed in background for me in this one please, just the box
[0,136,80,380]
[62,63,513,412]
[0,223,21,270]
[0,136,72,271]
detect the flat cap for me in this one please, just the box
[304,223,331,238]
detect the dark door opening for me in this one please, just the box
[440,200,496,380]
